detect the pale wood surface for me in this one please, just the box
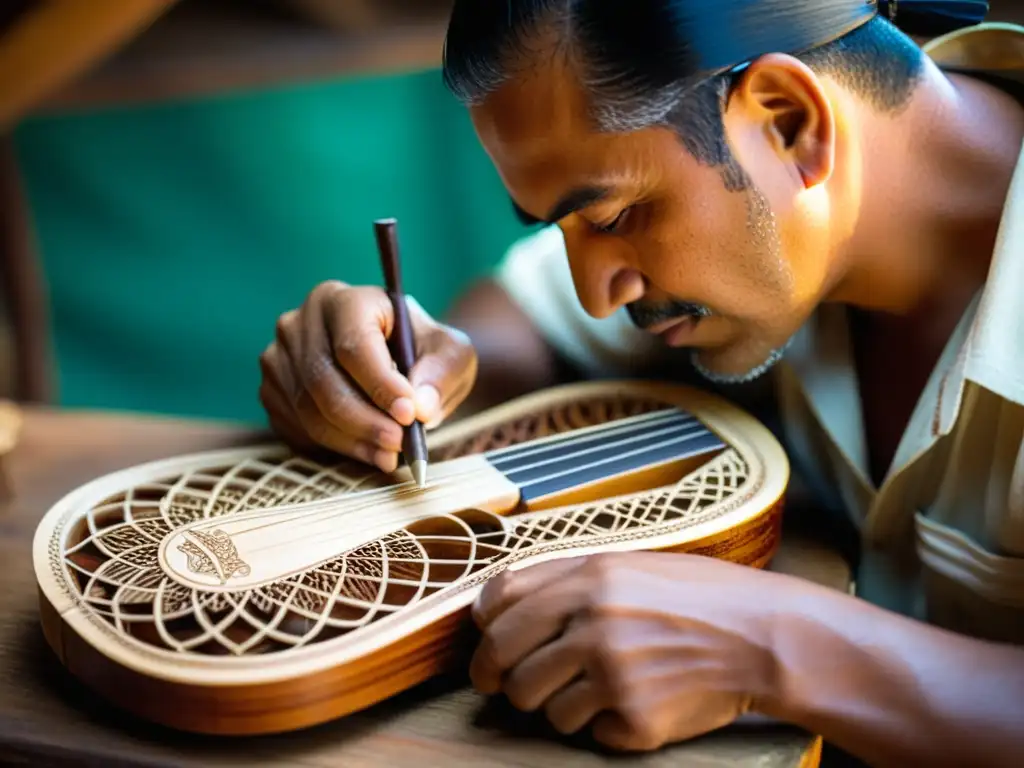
[1,406,849,766]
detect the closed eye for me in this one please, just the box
[593,206,632,234]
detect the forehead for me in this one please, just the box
[470,62,596,181]
[468,59,702,216]
[471,56,588,149]
[469,63,633,201]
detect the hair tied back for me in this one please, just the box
[876,0,989,37]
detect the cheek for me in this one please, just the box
[775,186,834,309]
[636,191,786,310]
[725,124,835,311]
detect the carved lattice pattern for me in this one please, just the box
[53,396,750,659]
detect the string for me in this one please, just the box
[484,408,686,460]
[515,429,720,490]
[243,486,492,556]
[202,423,722,559]
[238,470,502,543]
[189,463,487,536]
[189,409,693,535]
[186,465,460,533]
[265,423,718,553]
[498,420,706,476]
[262,420,709,544]
[181,407,718,550]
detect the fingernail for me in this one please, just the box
[414,385,440,421]
[423,412,445,430]
[390,396,415,425]
[375,450,398,474]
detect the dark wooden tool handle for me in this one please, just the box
[375,218,403,294]
[374,217,428,470]
[385,289,417,378]
[375,218,416,377]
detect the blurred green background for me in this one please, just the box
[12,66,523,425]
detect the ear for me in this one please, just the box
[722,53,835,189]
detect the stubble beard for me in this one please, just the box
[693,182,792,385]
[628,178,792,386]
[697,181,795,384]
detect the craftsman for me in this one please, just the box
[258,2,1024,766]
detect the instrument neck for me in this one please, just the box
[484,408,725,504]
[158,408,725,592]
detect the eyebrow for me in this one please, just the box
[510,185,611,227]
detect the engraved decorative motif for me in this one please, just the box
[52,395,755,659]
[177,529,251,583]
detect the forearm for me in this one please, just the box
[761,587,1024,767]
[444,278,580,418]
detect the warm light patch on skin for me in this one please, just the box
[470,47,850,381]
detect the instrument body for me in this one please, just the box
[33,380,789,735]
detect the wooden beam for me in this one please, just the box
[0,0,178,129]
[34,2,450,114]
[28,2,1021,116]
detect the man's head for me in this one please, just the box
[441,0,937,384]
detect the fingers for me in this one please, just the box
[496,635,610,737]
[275,300,404,466]
[260,341,314,447]
[258,281,478,469]
[472,557,587,628]
[258,362,316,453]
[545,678,606,735]
[470,558,591,694]
[315,287,472,434]
[502,625,586,712]
[306,287,411,441]
[321,286,418,425]
[261,342,394,466]
[590,711,638,751]
[295,390,400,471]
[408,324,477,428]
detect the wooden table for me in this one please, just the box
[0,406,850,767]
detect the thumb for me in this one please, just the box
[408,327,476,428]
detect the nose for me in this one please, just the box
[562,227,645,319]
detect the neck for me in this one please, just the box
[829,58,1024,323]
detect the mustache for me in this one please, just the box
[626,300,712,330]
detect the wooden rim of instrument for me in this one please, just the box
[32,380,789,728]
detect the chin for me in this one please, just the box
[690,339,792,386]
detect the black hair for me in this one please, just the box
[442,0,988,191]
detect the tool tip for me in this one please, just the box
[410,460,428,488]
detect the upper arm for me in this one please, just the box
[443,276,575,410]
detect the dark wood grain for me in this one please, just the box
[0,406,848,767]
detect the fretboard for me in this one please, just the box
[485,408,725,503]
